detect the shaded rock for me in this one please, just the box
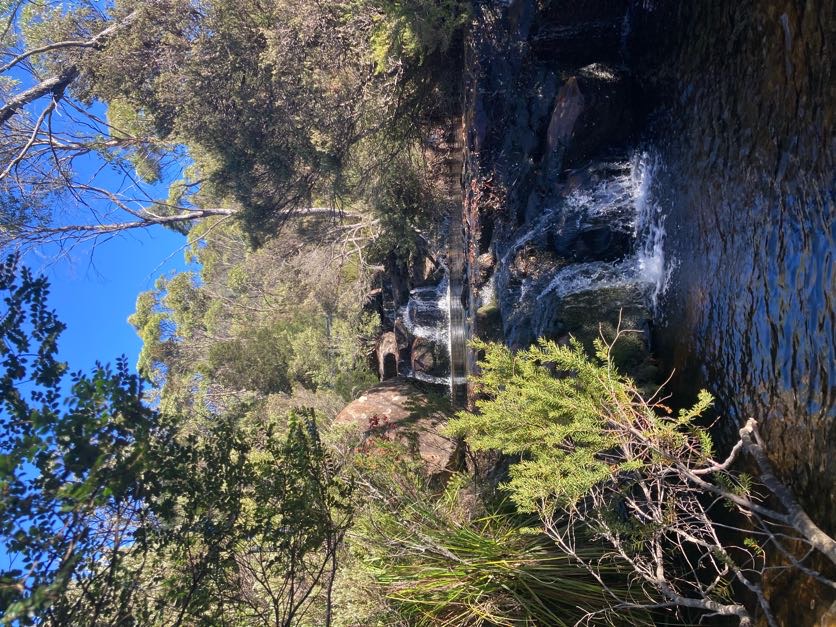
[335,378,461,476]
[539,0,630,23]
[411,336,451,380]
[477,252,495,280]
[475,303,503,344]
[546,77,586,153]
[386,251,411,309]
[410,254,442,287]
[393,319,411,351]
[376,332,399,380]
[532,19,624,67]
[532,0,630,67]
[549,222,633,262]
[410,337,434,376]
[546,65,635,170]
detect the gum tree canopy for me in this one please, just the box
[0,0,462,251]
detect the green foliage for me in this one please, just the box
[18,2,102,74]
[445,336,813,619]
[72,0,468,242]
[447,337,714,511]
[77,0,421,241]
[365,0,472,73]
[105,98,169,184]
[129,219,377,416]
[346,443,627,626]
[0,0,469,253]
[365,150,437,267]
[131,408,353,626]
[714,471,754,501]
[0,255,167,623]
[0,258,360,624]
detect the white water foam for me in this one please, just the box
[502,160,637,268]
[537,258,639,300]
[632,152,671,311]
[500,205,561,266]
[398,275,450,342]
[401,368,451,386]
[477,274,496,310]
[535,151,671,312]
[396,274,455,387]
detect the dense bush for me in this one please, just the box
[448,332,836,625]
[340,440,628,626]
[129,218,378,417]
[366,0,471,73]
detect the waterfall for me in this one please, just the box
[394,275,452,386]
[633,153,671,313]
[489,149,673,347]
[510,151,670,313]
[398,276,450,343]
[391,128,466,401]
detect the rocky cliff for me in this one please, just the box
[460,0,659,386]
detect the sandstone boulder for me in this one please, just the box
[334,377,461,477]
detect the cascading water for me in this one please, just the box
[633,154,671,313]
[460,0,833,617]
[535,152,668,306]
[386,125,467,401]
[491,150,670,347]
[396,275,453,387]
[398,276,450,343]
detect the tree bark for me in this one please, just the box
[0,10,139,126]
[739,418,836,565]
[0,66,79,126]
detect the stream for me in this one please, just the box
[636,1,834,530]
[394,4,834,543]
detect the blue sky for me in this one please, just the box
[33,227,188,374]
[17,97,195,373]
[3,25,196,376]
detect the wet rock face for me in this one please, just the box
[334,377,461,477]
[462,1,657,357]
[531,0,631,65]
[394,278,451,384]
[550,65,635,169]
[410,337,449,380]
[462,0,835,623]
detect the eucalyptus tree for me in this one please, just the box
[0,0,470,254]
[0,255,357,625]
[128,216,380,418]
[0,0,237,251]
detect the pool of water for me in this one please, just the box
[637,0,834,526]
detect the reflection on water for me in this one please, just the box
[640,1,834,526]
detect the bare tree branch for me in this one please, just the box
[0,97,56,180]
[0,65,78,125]
[0,10,138,125]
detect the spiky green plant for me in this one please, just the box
[348,444,635,626]
[446,336,713,512]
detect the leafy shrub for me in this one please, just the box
[365,0,472,73]
[345,442,629,626]
[447,336,712,511]
[447,332,836,625]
